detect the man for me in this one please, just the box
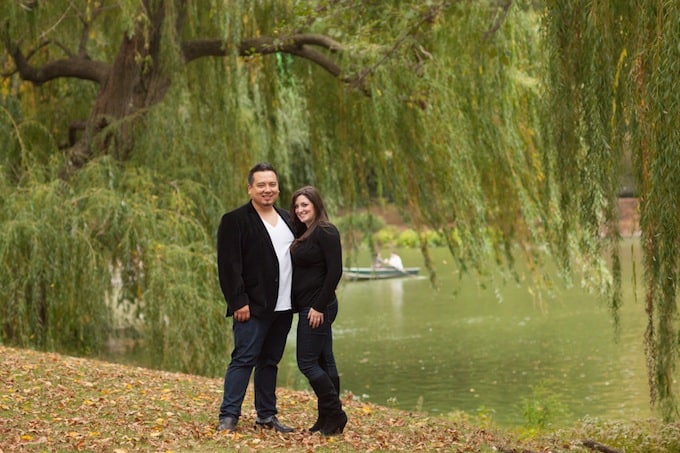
[386,251,404,271]
[216,162,295,433]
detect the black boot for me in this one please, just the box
[321,409,347,436]
[323,375,346,434]
[309,376,340,432]
[331,375,340,395]
[308,400,325,432]
[309,376,347,436]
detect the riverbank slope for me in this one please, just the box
[1,345,674,452]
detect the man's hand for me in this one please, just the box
[234,305,251,322]
[308,308,324,329]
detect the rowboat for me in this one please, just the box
[343,266,420,281]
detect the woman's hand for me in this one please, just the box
[307,308,324,328]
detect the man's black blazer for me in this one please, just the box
[217,201,295,318]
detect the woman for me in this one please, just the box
[289,186,347,435]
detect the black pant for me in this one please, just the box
[296,300,338,381]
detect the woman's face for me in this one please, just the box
[294,194,316,227]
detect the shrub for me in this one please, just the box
[373,226,398,247]
[423,229,445,247]
[395,229,419,247]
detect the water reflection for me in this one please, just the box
[389,279,403,321]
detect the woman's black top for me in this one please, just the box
[290,224,342,313]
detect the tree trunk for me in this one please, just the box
[68,3,171,172]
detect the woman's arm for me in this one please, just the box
[311,224,343,313]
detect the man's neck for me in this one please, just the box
[252,201,275,215]
[252,202,279,225]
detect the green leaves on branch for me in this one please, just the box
[0,158,225,376]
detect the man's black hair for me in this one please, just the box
[248,162,278,185]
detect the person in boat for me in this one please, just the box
[385,251,404,271]
[289,185,347,436]
[373,251,384,268]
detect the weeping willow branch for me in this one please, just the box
[544,0,680,421]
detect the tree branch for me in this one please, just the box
[9,47,110,85]
[3,2,116,84]
[352,3,446,91]
[182,33,343,76]
[280,44,342,77]
[3,21,109,85]
[483,0,513,42]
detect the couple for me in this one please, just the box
[215,162,347,436]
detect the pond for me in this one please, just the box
[277,240,656,428]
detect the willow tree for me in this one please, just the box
[543,1,680,421]
[1,0,677,421]
[5,0,525,376]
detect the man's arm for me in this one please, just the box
[217,212,250,316]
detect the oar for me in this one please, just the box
[386,265,416,279]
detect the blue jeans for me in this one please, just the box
[219,310,293,420]
[296,300,338,382]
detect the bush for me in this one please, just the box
[423,230,445,247]
[335,212,385,233]
[373,226,398,247]
[395,229,419,247]
[336,212,443,249]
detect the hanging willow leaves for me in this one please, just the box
[543,1,680,420]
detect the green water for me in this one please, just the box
[278,241,656,428]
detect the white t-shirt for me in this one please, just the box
[263,214,294,311]
[387,253,404,271]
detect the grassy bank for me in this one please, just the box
[0,345,675,452]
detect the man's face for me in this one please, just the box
[248,170,279,208]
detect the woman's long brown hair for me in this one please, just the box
[289,185,331,250]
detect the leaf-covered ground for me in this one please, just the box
[0,345,670,452]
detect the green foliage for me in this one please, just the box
[543,0,680,421]
[422,229,445,247]
[474,406,497,430]
[372,226,398,247]
[0,155,226,375]
[395,228,419,248]
[335,212,386,255]
[335,212,386,233]
[0,178,112,353]
[518,384,570,433]
[561,417,680,453]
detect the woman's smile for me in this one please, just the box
[294,195,315,226]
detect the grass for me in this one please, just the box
[1,345,677,452]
